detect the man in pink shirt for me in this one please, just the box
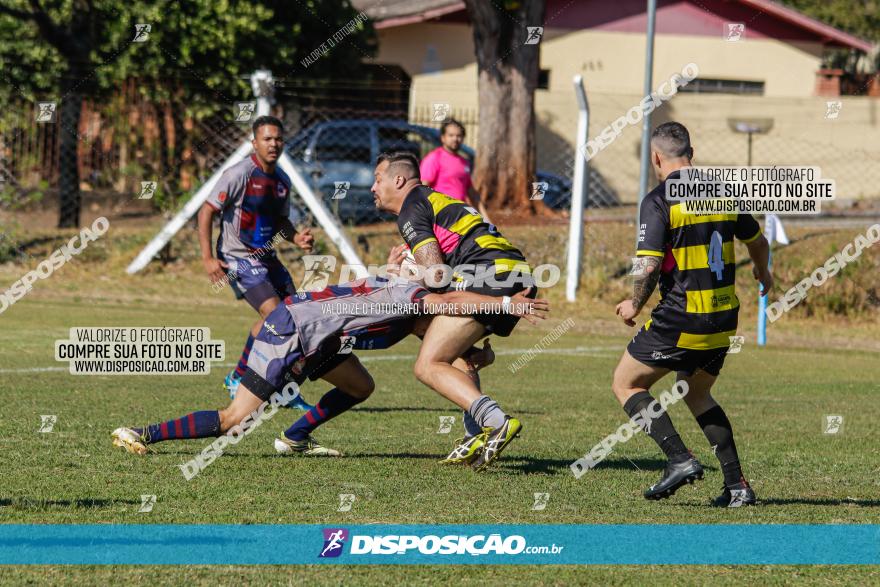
[420,119,492,223]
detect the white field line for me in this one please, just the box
[0,346,619,374]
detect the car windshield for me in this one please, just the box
[313,124,371,163]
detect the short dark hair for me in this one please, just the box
[440,118,465,137]
[252,115,284,136]
[377,151,421,180]
[651,122,693,159]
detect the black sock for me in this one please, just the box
[623,391,689,461]
[696,405,744,487]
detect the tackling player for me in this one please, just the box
[197,115,314,409]
[111,277,546,465]
[372,151,536,471]
[611,122,772,507]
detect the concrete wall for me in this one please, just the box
[378,23,826,98]
[376,23,880,202]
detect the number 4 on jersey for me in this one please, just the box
[707,230,724,280]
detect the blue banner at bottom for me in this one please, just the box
[0,525,878,565]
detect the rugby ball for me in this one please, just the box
[399,244,421,281]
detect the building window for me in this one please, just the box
[538,69,550,90]
[677,78,764,95]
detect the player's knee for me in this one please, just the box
[413,358,432,384]
[345,373,375,399]
[610,365,628,396]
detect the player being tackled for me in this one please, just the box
[112,276,546,472]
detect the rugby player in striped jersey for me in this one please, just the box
[611,122,773,507]
[372,152,536,471]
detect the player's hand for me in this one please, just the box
[753,265,773,296]
[509,287,549,325]
[386,243,408,276]
[203,257,229,285]
[294,228,314,252]
[616,299,639,327]
[467,338,495,371]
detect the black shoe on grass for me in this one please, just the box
[644,454,704,500]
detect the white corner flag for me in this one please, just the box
[764,214,789,246]
[758,213,787,347]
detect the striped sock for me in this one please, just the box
[234,334,255,378]
[284,388,364,442]
[136,411,221,444]
[462,410,484,437]
[467,395,508,430]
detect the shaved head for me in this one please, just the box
[651,122,693,159]
[372,151,423,215]
[377,151,421,181]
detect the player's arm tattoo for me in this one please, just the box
[632,256,662,312]
[412,241,446,288]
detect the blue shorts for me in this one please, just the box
[239,304,350,400]
[224,254,295,310]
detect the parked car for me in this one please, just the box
[284,119,573,224]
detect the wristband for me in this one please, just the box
[501,295,512,314]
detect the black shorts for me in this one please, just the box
[627,323,729,377]
[446,271,536,337]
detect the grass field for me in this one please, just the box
[1,220,879,584]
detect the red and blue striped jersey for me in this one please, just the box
[207,154,292,258]
[282,277,429,357]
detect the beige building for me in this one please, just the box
[354,0,879,203]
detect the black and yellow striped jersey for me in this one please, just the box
[637,170,762,350]
[397,186,530,276]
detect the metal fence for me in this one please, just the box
[0,79,592,227]
[4,79,880,229]
[0,80,249,219]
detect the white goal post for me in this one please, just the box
[126,70,368,278]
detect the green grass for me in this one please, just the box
[0,218,878,583]
[1,288,879,583]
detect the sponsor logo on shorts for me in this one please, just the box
[711,293,731,308]
[338,336,356,354]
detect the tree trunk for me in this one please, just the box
[57,67,83,228]
[465,0,545,215]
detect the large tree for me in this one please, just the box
[0,0,139,228]
[779,0,880,42]
[464,0,546,215]
[0,0,375,227]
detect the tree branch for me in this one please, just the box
[0,3,36,20]
[23,0,75,55]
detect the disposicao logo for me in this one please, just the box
[319,528,349,558]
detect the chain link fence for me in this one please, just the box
[0,79,250,222]
[580,90,880,205]
[4,79,880,232]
